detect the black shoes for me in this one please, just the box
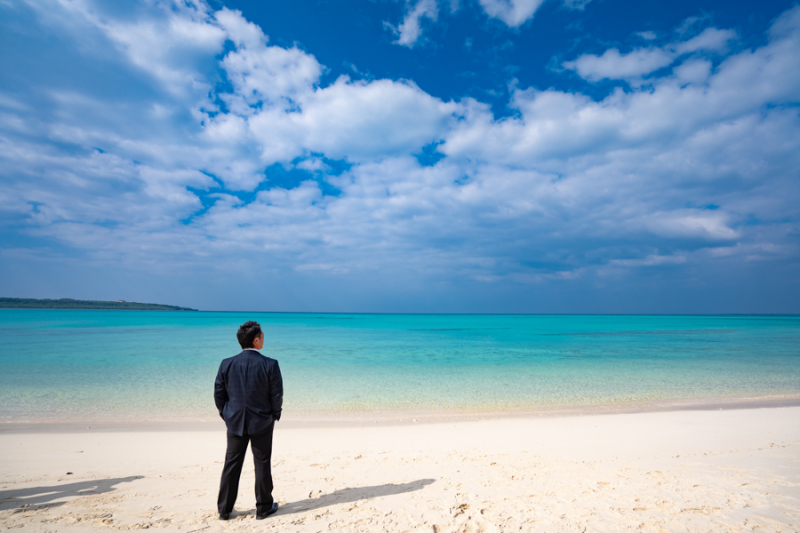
[256,502,279,520]
[219,502,277,521]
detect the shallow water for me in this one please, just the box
[0,310,798,421]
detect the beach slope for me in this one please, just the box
[1,407,799,532]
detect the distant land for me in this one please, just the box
[0,298,197,311]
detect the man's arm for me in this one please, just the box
[213,363,228,418]
[270,360,283,421]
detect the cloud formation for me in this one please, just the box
[385,0,587,46]
[563,27,737,81]
[478,0,547,27]
[1,0,799,311]
[387,0,439,47]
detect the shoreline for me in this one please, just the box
[3,393,799,433]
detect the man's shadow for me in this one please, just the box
[235,478,435,517]
[0,476,143,511]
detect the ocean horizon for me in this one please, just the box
[1,309,799,422]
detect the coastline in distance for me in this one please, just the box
[0,297,196,311]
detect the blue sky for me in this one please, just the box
[0,0,798,313]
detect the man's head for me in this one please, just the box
[237,321,263,349]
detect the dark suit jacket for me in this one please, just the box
[214,349,283,436]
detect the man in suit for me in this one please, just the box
[214,321,283,521]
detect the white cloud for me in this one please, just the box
[565,23,738,82]
[564,47,674,81]
[387,0,439,48]
[214,6,266,49]
[295,158,329,172]
[673,59,711,84]
[60,0,226,97]
[642,211,740,241]
[675,27,736,54]
[220,29,322,111]
[279,78,458,160]
[391,0,588,39]
[478,0,546,27]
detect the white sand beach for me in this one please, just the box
[1,406,799,532]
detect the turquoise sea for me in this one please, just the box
[0,310,799,422]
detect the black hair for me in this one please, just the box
[236,321,263,349]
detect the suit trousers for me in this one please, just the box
[217,423,275,515]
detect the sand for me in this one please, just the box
[1,406,799,532]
